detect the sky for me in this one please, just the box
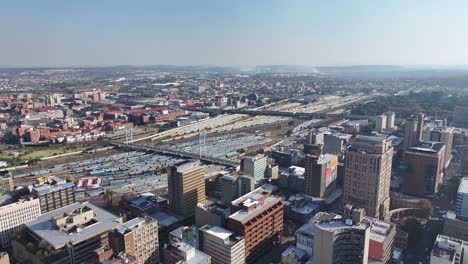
[1,0,468,67]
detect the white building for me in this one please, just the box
[386,112,395,130]
[455,177,468,218]
[430,235,468,264]
[375,114,387,132]
[0,197,41,248]
[199,225,245,264]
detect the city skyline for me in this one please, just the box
[1,0,468,67]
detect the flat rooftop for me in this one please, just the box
[114,217,146,234]
[366,217,394,243]
[408,141,444,154]
[25,202,122,249]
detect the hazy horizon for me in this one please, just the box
[1,0,468,67]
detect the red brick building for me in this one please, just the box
[227,185,283,264]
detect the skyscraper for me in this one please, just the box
[375,114,387,132]
[430,127,454,168]
[385,112,395,130]
[168,160,206,217]
[343,136,393,219]
[304,152,338,198]
[403,118,418,151]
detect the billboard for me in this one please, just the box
[324,156,338,187]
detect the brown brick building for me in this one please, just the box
[227,185,283,264]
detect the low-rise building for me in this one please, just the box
[199,225,245,264]
[430,235,468,264]
[164,242,211,264]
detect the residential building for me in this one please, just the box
[386,112,395,130]
[199,225,245,264]
[343,136,393,218]
[402,141,445,197]
[30,176,76,213]
[313,206,370,264]
[403,118,418,151]
[227,185,283,263]
[168,160,206,217]
[456,177,468,218]
[0,175,13,195]
[241,154,267,183]
[108,217,159,264]
[12,202,123,264]
[0,197,41,249]
[164,242,211,264]
[430,235,468,264]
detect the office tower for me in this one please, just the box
[430,235,468,264]
[304,153,338,198]
[30,176,76,213]
[164,242,211,264]
[227,185,283,264]
[442,212,468,242]
[456,177,468,218]
[0,175,13,194]
[313,206,370,264]
[195,202,230,228]
[220,175,238,204]
[109,217,159,264]
[385,112,395,130]
[403,118,418,150]
[13,202,123,264]
[266,163,279,180]
[168,160,206,217]
[343,136,393,218]
[402,141,445,197]
[324,133,352,155]
[304,143,323,156]
[239,175,255,196]
[199,225,245,264]
[375,114,387,132]
[416,113,425,141]
[0,197,41,249]
[241,154,267,183]
[430,127,454,168]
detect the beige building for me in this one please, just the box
[109,217,159,264]
[0,176,13,194]
[313,206,370,264]
[168,161,206,217]
[199,225,245,264]
[164,242,211,264]
[343,136,393,219]
[0,197,41,249]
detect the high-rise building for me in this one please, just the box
[168,161,206,217]
[164,242,211,264]
[430,235,468,264]
[0,175,13,195]
[416,113,425,141]
[309,130,325,145]
[220,175,238,204]
[13,202,123,264]
[442,212,468,243]
[366,217,396,264]
[227,185,283,264]
[199,225,245,264]
[239,175,255,196]
[456,177,468,218]
[430,127,454,168]
[402,141,445,197]
[109,217,159,264]
[403,118,418,151]
[313,206,370,264]
[375,114,387,132]
[304,153,338,198]
[241,154,267,183]
[343,136,393,218]
[385,112,395,130]
[0,197,41,249]
[30,176,76,213]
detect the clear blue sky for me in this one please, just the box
[1,0,467,67]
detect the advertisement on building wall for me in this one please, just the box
[325,156,338,187]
